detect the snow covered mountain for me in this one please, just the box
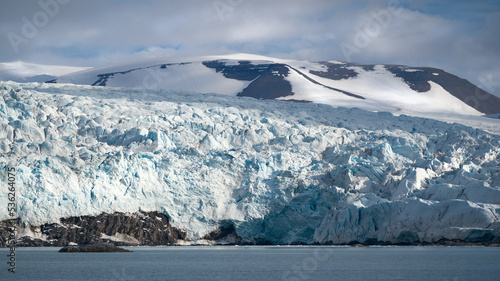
[51,54,500,116]
[0,61,89,83]
[0,81,499,245]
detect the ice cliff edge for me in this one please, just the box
[0,82,499,245]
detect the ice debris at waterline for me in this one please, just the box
[0,82,499,245]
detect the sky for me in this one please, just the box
[1,0,499,97]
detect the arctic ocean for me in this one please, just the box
[1,246,499,280]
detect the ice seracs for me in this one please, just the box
[0,81,499,245]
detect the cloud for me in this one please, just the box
[0,0,499,96]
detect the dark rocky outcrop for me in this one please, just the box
[310,62,374,80]
[385,66,500,115]
[0,211,187,247]
[59,243,132,252]
[203,60,295,99]
[287,65,364,99]
[202,60,363,100]
[202,223,243,245]
[310,62,500,115]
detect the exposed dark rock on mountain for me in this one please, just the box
[287,65,364,99]
[48,55,500,115]
[310,62,374,80]
[385,66,500,115]
[308,62,500,115]
[203,60,295,99]
[0,212,187,247]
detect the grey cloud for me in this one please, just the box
[0,0,499,96]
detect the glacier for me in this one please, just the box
[0,81,499,245]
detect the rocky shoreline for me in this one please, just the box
[1,212,499,248]
[0,212,186,247]
[59,243,132,252]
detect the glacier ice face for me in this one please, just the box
[0,81,499,244]
[314,198,500,244]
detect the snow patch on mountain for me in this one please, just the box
[49,55,498,117]
[105,62,251,95]
[305,65,482,116]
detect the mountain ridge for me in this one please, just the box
[48,54,500,115]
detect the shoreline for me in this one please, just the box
[2,242,499,249]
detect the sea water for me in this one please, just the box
[1,246,499,280]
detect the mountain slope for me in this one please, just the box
[0,61,90,83]
[51,54,500,116]
[1,81,499,245]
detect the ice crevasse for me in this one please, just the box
[0,82,499,245]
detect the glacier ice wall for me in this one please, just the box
[0,82,499,244]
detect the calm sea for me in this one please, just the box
[1,246,499,280]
